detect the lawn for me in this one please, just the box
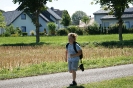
[0,34,133,79]
[67,76,133,88]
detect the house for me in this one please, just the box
[2,7,63,35]
[93,7,133,29]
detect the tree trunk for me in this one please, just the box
[118,19,123,41]
[35,12,40,43]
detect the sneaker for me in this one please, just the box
[70,81,77,86]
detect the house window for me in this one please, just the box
[21,26,26,32]
[21,14,26,20]
[125,22,130,29]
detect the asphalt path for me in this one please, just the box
[0,64,133,88]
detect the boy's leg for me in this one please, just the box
[72,70,76,81]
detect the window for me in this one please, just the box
[21,26,26,32]
[125,22,130,29]
[21,14,26,20]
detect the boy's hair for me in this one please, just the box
[68,33,78,41]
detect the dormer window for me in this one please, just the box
[21,14,26,20]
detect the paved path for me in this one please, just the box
[0,64,133,88]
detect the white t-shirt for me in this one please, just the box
[67,43,81,61]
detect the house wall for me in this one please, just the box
[39,16,48,33]
[102,18,133,28]
[94,14,107,26]
[13,12,36,35]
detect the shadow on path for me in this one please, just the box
[67,85,85,88]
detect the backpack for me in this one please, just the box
[66,42,83,59]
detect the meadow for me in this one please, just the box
[0,34,133,79]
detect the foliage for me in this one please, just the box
[13,0,51,43]
[56,28,68,36]
[61,10,71,27]
[87,22,100,35]
[81,16,90,24]
[72,11,87,25]
[93,0,133,41]
[67,25,84,35]
[39,32,44,36]
[47,22,56,35]
[30,30,35,36]
[0,12,6,28]
[22,32,28,36]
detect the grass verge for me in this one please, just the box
[0,56,133,80]
[81,76,133,88]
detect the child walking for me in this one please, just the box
[65,33,82,86]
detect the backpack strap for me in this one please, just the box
[66,43,69,49]
[73,42,78,53]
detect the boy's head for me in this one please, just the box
[68,33,77,44]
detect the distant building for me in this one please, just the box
[1,7,64,35]
[93,7,133,29]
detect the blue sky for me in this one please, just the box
[0,0,101,17]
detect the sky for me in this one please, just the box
[0,0,101,17]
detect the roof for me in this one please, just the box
[101,14,133,20]
[50,7,63,18]
[3,8,61,25]
[93,9,109,15]
[47,8,62,20]
[94,7,133,15]
[3,11,23,25]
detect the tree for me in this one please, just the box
[61,10,71,27]
[0,12,6,28]
[0,11,6,34]
[81,16,90,25]
[13,0,51,43]
[72,11,87,25]
[47,22,56,35]
[93,0,133,42]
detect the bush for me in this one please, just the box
[11,33,19,37]
[30,30,35,36]
[47,22,56,35]
[87,22,100,35]
[128,28,133,33]
[39,32,44,36]
[22,32,28,36]
[57,28,68,36]
[3,31,10,37]
[67,26,84,35]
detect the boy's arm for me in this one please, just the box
[70,50,82,58]
[65,50,68,62]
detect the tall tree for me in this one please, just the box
[81,16,90,25]
[93,0,133,41]
[61,10,71,27]
[0,11,6,34]
[72,11,87,25]
[13,0,51,43]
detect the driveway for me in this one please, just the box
[0,64,133,88]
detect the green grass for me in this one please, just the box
[0,56,133,80]
[66,76,133,88]
[0,34,133,47]
[83,76,133,88]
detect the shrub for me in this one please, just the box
[3,31,10,37]
[128,28,133,33]
[16,27,22,36]
[30,30,35,36]
[39,32,44,36]
[47,22,56,35]
[87,22,100,35]
[11,33,19,37]
[67,25,84,35]
[57,28,68,36]
[22,32,28,36]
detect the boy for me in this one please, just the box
[65,33,82,86]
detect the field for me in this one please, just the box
[0,34,133,79]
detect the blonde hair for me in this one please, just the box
[68,33,78,41]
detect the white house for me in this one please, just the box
[2,7,63,35]
[93,7,133,29]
